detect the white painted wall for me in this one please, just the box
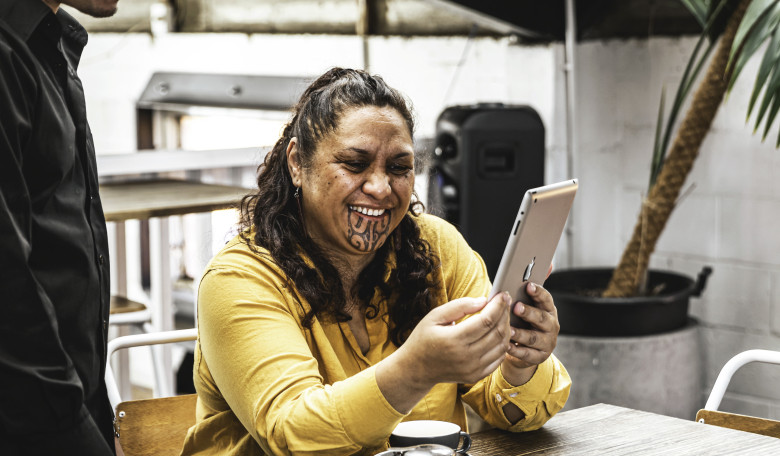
[85,31,780,418]
[573,37,780,420]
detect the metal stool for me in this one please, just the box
[109,296,170,397]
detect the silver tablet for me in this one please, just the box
[488,179,578,328]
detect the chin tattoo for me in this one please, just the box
[348,211,391,251]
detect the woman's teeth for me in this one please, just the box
[349,206,386,217]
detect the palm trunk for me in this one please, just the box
[602,0,750,298]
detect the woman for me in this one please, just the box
[181,68,570,456]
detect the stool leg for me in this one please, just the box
[114,222,132,400]
[150,217,175,395]
[143,321,171,397]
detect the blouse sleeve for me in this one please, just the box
[462,356,571,431]
[197,264,405,455]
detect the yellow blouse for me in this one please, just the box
[180,214,571,456]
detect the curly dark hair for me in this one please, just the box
[239,68,439,346]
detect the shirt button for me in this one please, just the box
[509,392,518,398]
[103,319,108,331]
[495,393,502,402]
[98,254,105,265]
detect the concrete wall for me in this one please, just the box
[81,29,780,418]
[572,37,780,420]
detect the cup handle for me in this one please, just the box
[456,431,471,454]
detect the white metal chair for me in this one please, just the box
[696,349,780,438]
[106,329,199,456]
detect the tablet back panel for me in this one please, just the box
[491,179,578,309]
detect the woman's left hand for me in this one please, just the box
[501,281,560,385]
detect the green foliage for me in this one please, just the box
[729,0,780,144]
[651,0,780,192]
[649,1,725,190]
[682,0,737,39]
[681,0,712,26]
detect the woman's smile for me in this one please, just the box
[348,205,388,217]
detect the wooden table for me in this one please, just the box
[469,403,780,455]
[100,179,248,222]
[101,179,248,396]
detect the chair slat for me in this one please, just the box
[117,394,198,456]
[697,409,780,438]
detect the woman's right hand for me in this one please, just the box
[376,293,513,413]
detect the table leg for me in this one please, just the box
[149,217,174,396]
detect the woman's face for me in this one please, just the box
[287,105,415,267]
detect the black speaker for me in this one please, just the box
[427,104,545,279]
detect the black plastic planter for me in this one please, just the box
[546,267,712,337]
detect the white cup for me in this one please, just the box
[389,420,471,454]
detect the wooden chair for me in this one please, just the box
[106,329,199,456]
[696,349,780,438]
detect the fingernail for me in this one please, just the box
[511,329,516,337]
[528,283,537,294]
[503,292,512,305]
[516,302,524,314]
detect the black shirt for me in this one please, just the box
[0,0,113,453]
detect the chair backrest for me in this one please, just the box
[696,410,780,438]
[115,394,198,456]
[106,329,199,455]
[697,349,780,438]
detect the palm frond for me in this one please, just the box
[726,1,780,91]
[756,60,780,138]
[749,24,780,130]
[761,80,780,143]
[683,0,745,38]
[649,0,727,193]
[726,0,780,145]
[653,0,780,195]
[650,89,667,190]
[747,17,780,117]
[681,0,712,27]
[662,34,717,157]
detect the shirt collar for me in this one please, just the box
[0,0,53,42]
[0,1,88,50]
[58,8,88,49]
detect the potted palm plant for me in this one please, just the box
[548,0,780,336]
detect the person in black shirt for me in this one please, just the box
[1,0,120,454]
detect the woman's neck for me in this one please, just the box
[331,256,365,297]
[316,245,374,286]
[321,250,374,312]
